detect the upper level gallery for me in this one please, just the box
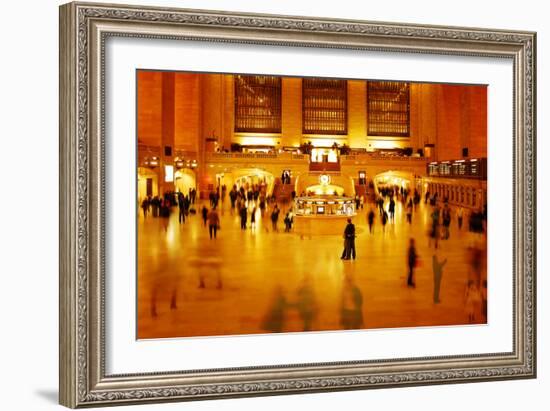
[137,71,488,164]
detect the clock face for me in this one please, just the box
[319,174,331,186]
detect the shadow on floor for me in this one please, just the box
[35,389,58,404]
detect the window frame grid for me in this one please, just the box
[302,78,348,135]
[367,81,410,137]
[234,75,282,134]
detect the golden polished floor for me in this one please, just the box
[137,197,487,339]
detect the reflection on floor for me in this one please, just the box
[137,198,487,339]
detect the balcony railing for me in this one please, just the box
[206,152,308,163]
[138,145,428,167]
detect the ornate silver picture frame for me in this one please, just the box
[59,1,536,408]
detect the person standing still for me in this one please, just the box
[207,207,220,239]
[341,218,356,260]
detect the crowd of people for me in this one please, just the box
[340,184,488,323]
[140,182,298,238]
[141,180,488,327]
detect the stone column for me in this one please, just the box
[160,72,175,195]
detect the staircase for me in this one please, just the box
[355,184,374,202]
[272,180,294,203]
[355,185,367,197]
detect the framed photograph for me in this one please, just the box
[59,1,536,408]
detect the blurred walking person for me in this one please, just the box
[178,194,186,224]
[406,199,413,224]
[271,205,280,232]
[465,280,482,323]
[442,203,451,239]
[381,210,388,233]
[457,206,464,230]
[284,211,293,232]
[296,277,317,332]
[151,196,160,217]
[432,253,447,303]
[239,204,247,230]
[261,286,288,333]
[250,206,257,229]
[159,199,170,232]
[201,205,209,227]
[141,197,149,218]
[340,275,363,330]
[407,238,418,287]
[229,186,237,215]
[429,206,440,248]
[367,208,375,234]
[388,198,396,222]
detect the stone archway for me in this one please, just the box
[225,168,276,195]
[372,170,415,195]
[174,168,197,195]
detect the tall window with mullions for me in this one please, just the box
[234,75,282,133]
[367,81,410,137]
[302,78,347,135]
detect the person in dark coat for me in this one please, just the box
[229,187,237,214]
[207,207,220,239]
[159,199,170,232]
[178,194,186,224]
[341,218,356,260]
[141,198,149,218]
[284,212,292,232]
[381,210,388,233]
[388,198,396,222]
[367,208,375,234]
[270,205,280,232]
[250,207,257,229]
[442,204,451,239]
[239,205,247,230]
[201,205,208,227]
